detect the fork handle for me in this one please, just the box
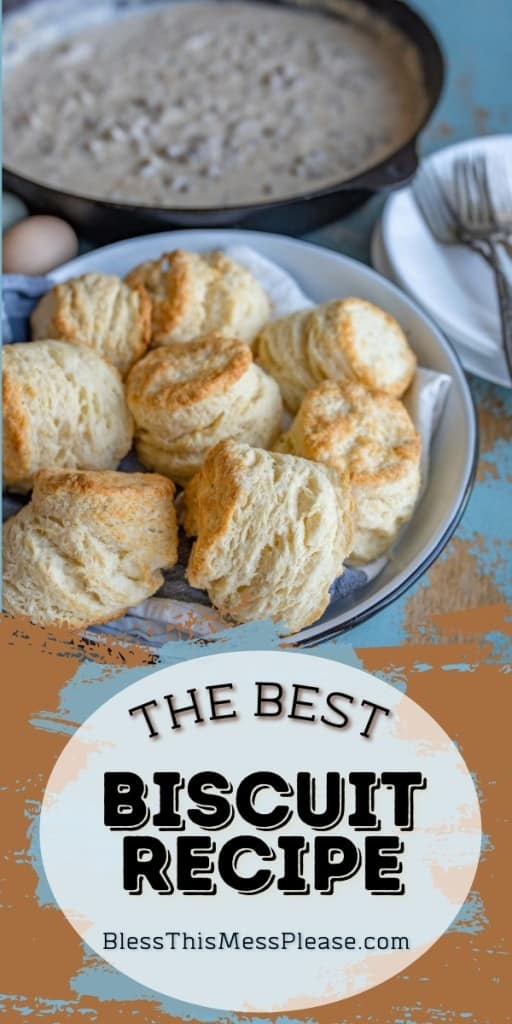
[482,238,512,383]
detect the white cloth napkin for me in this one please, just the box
[226,245,314,316]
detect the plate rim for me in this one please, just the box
[48,227,479,645]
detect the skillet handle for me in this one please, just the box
[351,142,419,192]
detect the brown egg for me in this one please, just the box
[3,215,78,274]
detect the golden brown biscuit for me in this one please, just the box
[275,379,421,561]
[3,340,133,493]
[30,272,152,376]
[125,249,270,347]
[255,298,416,411]
[183,439,354,633]
[125,332,282,485]
[3,468,178,628]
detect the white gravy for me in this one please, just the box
[3,1,427,207]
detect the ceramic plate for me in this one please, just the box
[381,134,512,384]
[50,229,478,644]
[371,218,510,387]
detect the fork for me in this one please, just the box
[454,154,512,241]
[413,154,512,382]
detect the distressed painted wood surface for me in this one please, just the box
[1,0,511,1021]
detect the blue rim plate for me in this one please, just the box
[48,229,478,646]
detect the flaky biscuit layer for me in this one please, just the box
[276,379,421,561]
[3,468,178,628]
[3,340,133,493]
[31,272,152,376]
[125,332,282,485]
[255,298,416,412]
[184,439,354,633]
[126,249,270,347]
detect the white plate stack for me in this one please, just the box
[371,135,512,388]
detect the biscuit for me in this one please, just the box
[30,272,152,376]
[3,468,178,628]
[125,249,270,347]
[125,332,283,485]
[3,340,133,493]
[183,440,354,633]
[255,298,416,411]
[275,379,421,561]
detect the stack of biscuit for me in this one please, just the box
[254,298,417,412]
[3,248,421,634]
[275,379,421,562]
[125,249,270,347]
[125,331,282,485]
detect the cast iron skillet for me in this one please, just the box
[3,0,444,241]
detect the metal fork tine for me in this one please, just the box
[468,158,483,221]
[466,158,479,221]
[415,151,512,247]
[454,156,483,230]
[474,155,493,222]
[453,153,512,236]
[478,156,497,227]
[453,158,470,226]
